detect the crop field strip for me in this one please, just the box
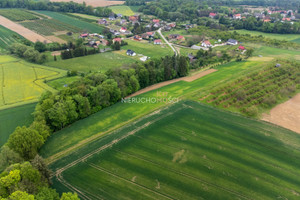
[50,101,300,200]
[20,19,82,36]
[34,11,104,33]
[0,25,24,51]
[0,9,41,21]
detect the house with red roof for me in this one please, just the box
[201,40,212,48]
[153,19,160,23]
[233,14,241,19]
[209,13,217,18]
[154,39,162,45]
[146,32,155,37]
[80,33,89,38]
[113,38,122,43]
[238,45,245,50]
[120,27,127,33]
[282,18,291,21]
[129,16,138,22]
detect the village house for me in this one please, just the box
[154,39,162,45]
[153,19,160,23]
[109,14,116,21]
[233,14,241,19]
[117,14,123,18]
[126,49,136,56]
[147,32,155,37]
[80,33,89,38]
[201,40,212,48]
[227,39,238,45]
[113,38,122,43]
[188,54,197,63]
[134,35,142,41]
[98,19,109,25]
[120,19,127,25]
[100,39,109,46]
[153,23,160,28]
[120,27,127,33]
[209,13,217,18]
[129,15,139,23]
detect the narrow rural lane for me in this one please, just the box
[157,28,178,56]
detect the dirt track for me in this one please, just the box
[127,69,217,98]
[262,93,300,134]
[0,16,52,43]
[50,0,124,7]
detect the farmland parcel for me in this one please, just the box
[50,101,300,199]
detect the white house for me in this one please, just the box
[201,40,212,48]
[154,39,162,45]
[227,39,238,45]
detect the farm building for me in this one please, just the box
[154,39,162,44]
[227,39,238,45]
[191,45,201,50]
[126,49,136,56]
[201,40,212,48]
[188,54,197,62]
[98,19,108,25]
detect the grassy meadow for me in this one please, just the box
[0,9,40,21]
[234,29,300,43]
[51,101,300,199]
[0,55,66,109]
[46,76,81,90]
[108,5,135,16]
[45,51,136,73]
[121,39,174,59]
[0,103,35,146]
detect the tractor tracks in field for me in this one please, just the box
[53,105,186,199]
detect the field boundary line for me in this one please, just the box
[46,103,170,164]
[1,65,5,105]
[87,163,175,200]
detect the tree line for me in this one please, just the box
[0,54,189,198]
[0,0,112,17]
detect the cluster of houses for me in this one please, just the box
[79,33,111,48]
[168,34,185,41]
[209,9,297,23]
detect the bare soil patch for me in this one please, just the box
[51,51,62,56]
[0,16,52,43]
[50,0,124,7]
[127,69,217,98]
[262,93,300,134]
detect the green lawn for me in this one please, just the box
[108,5,135,16]
[234,29,300,43]
[34,11,104,33]
[50,101,300,199]
[0,103,35,146]
[121,39,173,59]
[46,76,81,90]
[249,45,300,60]
[70,13,99,21]
[45,51,137,73]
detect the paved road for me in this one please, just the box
[157,28,178,56]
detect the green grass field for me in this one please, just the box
[41,60,264,160]
[108,5,135,16]
[0,25,24,53]
[234,29,300,43]
[0,103,35,146]
[34,11,104,33]
[121,39,173,59]
[45,51,136,73]
[0,55,66,109]
[70,13,99,21]
[0,9,40,21]
[50,101,300,199]
[46,76,81,90]
[20,19,81,36]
